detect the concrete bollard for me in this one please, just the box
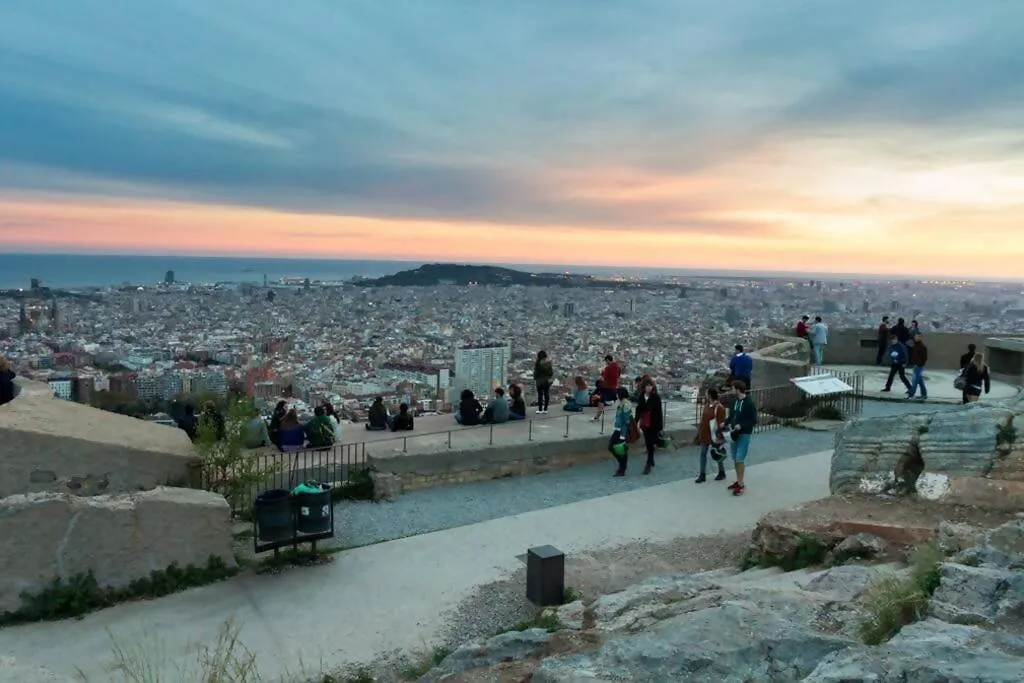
[526,544,565,606]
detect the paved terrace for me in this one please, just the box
[824,364,1020,404]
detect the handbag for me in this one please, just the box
[627,420,641,443]
[953,369,967,391]
[710,443,727,461]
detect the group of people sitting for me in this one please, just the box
[455,385,528,425]
[363,396,416,432]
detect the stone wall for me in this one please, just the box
[831,393,1023,508]
[0,379,197,498]
[820,329,1024,372]
[373,425,698,494]
[0,379,234,616]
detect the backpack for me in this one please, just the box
[314,420,335,447]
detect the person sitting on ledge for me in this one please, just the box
[455,388,483,425]
[277,408,306,451]
[482,386,510,424]
[305,405,336,448]
[242,406,272,448]
[365,396,389,431]
[563,376,589,412]
[0,355,15,407]
[507,384,526,420]
[390,402,415,431]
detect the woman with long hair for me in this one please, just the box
[533,350,553,414]
[508,384,527,420]
[278,408,306,452]
[609,387,633,477]
[564,376,589,412]
[696,387,728,483]
[963,353,991,403]
[635,377,664,475]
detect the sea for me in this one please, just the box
[0,253,688,290]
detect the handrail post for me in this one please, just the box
[564,415,569,438]
[600,409,605,434]
[489,424,494,445]
[403,436,407,453]
[447,430,452,449]
[529,419,533,442]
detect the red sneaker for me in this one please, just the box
[732,484,745,496]
[727,481,740,490]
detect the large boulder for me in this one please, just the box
[0,487,235,613]
[830,396,1023,505]
[929,562,1024,630]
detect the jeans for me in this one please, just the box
[563,401,584,412]
[609,430,627,473]
[699,443,726,477]
[813,344,826,365]
[730,433,752,463]
[908,365,927,398]
[536,384,550,411]
[885,364,912,391]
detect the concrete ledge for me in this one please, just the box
[370,426,698,493]
[0,379,198,498]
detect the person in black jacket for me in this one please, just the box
[176,404,199,441]
[726,380,758,496]
[390,402,414,431]
[959,344,977,370]
[455,389,483,426]
[635,378,664,475]
[963,353,991,403]
[0,356,15,406]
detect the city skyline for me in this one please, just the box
[2,2,1024,278]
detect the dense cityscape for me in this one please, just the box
[2,265,1023,424]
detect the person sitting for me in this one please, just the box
[268,400,288,447]
[365,396,389,431]
[390,402,415,431]
[277,409,306,451]
[305,405,336,449]
[242,407,271,448]
[507,384,526,420]
[482,387,510,424]
[199,401,225,441]
[455,389,483,425]
[563,376,589,412]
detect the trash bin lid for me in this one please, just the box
[292,481,324,495]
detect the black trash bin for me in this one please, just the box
[293,483,332,535]
[254,489,293,543]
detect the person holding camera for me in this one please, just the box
[726,380,758,496]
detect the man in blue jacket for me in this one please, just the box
[729,344,753,390]
[881,334,913,393]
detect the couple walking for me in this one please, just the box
[694,381,757,496]
[607,377,663,476]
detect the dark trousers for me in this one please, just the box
[875,341,886,365]
[642,427,658,466]
[609,430,627,473]
[885,364,911,391]
[536,383,550,411]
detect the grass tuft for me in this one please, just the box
[857,540,944,645]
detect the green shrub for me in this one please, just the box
[331,469,376,502]
[562,586,583,604]
[857,541,943,645]
[755,533,829,571]
[0,555,237,627]
[400,646,451,680]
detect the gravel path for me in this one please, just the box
[327,399,964,551]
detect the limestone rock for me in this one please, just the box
[834,533,886,559]
[929,562,1024,630]
[0,487,235,613]
[550,600,585,630]
[423,629,553,681]
[802,564,894,602]
[804,619,1024,682]
[532,599,854,682]
[938,521,985,554]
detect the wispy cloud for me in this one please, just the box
[1,0,1023,273]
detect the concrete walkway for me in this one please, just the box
[825,364,1019,404]
[0,450,834,682]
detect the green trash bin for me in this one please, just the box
[254,489,293,543]
[292,482,332,535]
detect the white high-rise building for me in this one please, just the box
[454,343,511,401]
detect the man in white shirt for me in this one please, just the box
[811,316,829,365]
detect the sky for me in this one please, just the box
[2,0,1024,278]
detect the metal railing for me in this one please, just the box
[694,369,864,434]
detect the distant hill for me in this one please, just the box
[354,263,673,289]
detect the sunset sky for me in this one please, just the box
[2,1,1024,278]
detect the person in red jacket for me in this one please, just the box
[795,315,810,339]
[594,354,622,421]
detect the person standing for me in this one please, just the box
[875,316,890,365]
[881,334,912,394]
[726,380,757,496]
[891,317,910,347]
[533,350,553,414]
[907,333,929,400]
[811,316,829,365]
[609,388,633,477]
[963,353,991,403]
[959,343,978,404]
[0,355,15,406]
[635,378,664,475]
[695,387,727,483]
[729,345,753,390]
[795,315,810,342]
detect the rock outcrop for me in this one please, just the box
[422,519,1024,682]
[831,393,1023,506]
[0,487,235,613]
